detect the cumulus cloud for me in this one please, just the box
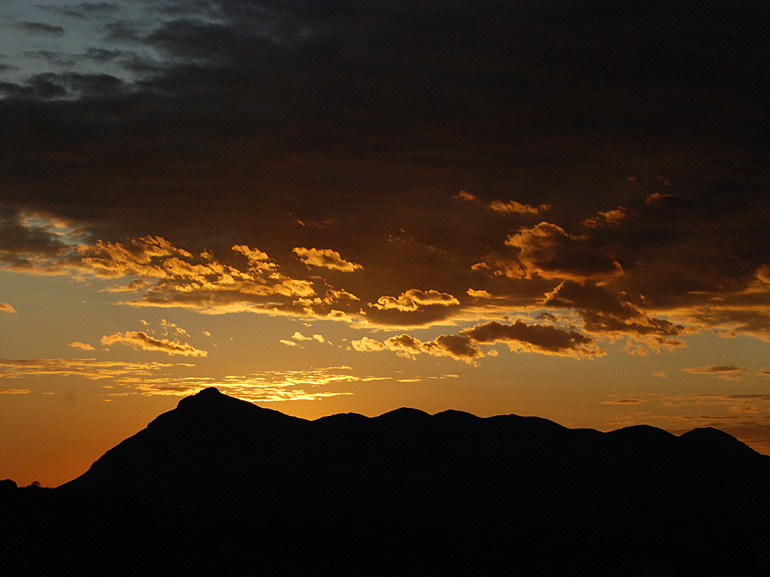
[462,320,603,358]
[581,208,629,228]
[232,245,277,271]
[293,247,362,272]
[505,222,623,281]
[350,337,387,353]
[466,289,493,299]
[352,333,483,364]
[352,316,603,362]
[489,200,551,215]
[101,331,207,357]
[372,289,460,312]
[291,331,325,343]
[0,302,16,314]
[21,236,357,318]
[543,280,685,351]
[69,341,95,351]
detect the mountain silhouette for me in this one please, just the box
[8,387,770,576]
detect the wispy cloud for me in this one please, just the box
[15,22,65,36]
[68,341,95,351]
[0,387,31,395]
[105,366,381,402]
[0,358,179,380]
[682,365,746,380]
[101,331,208,357]
[0,302,16,314]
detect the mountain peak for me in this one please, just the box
[196,386,223,397]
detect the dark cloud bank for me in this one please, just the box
[1,0,769,344]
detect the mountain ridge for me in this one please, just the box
[59,387,770,505]
[10,387,770,576]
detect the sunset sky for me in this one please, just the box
[2,1,770,487]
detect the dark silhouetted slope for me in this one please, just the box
[12,387,770,576]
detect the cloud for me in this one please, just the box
[291,332,325,343]
[160,319,188,337]
[454,190,478,202]
[372,289,460,312]
[0,1,769,355]
[293,248,362,272]
[5,235,359,319]
[681,365,746,380]
[0,387,31,395]
[504,222,623,281]
[0,358,178,380]
[100,331,207,357]
[581,208,629,228]
[462,320,603,358]
[600,398,645,405]
[231,245,276,272]
[543,280,685,350]
[352,317,603,362]
[107,366,367,402]
[15,22,65,35]
[282,332,326,347]
[68,341,95,351]
[688,305,770,343]
[350,337,387,353]
[352,333,483,364]
[489,200,550,215]
[38,3,120,20]
[0,303,16,314]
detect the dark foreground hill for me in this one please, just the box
[5,387,770,576]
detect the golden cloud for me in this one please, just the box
[372,289,460,312]
[352,333,483,364]
[107,367,366,402]
[68,341,95,351]
[0,387,30,394]
[490,200,551,215]
[0,302,16,314]
[0,358,178,380]
[231,244,276,272]
[101,331,208,357]
[293,247,363,272]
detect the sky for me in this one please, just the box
[1,0,770,487]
